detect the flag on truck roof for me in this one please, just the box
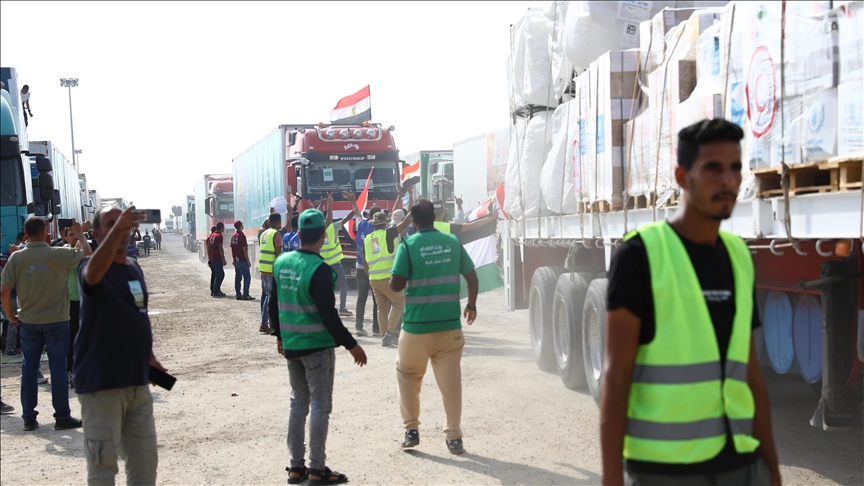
[401,160,420,188]
[330,86,372,125]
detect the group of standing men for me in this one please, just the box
[263,194,493,484]
[1,207,166,485]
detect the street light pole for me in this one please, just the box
[59,78,79,169]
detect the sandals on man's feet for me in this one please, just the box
[286,466,309,484]
[308,467,348,486]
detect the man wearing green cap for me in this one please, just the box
[269,208,367,486]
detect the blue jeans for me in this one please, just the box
[209,260,225,295]
[260,275,274,325]
[234,261,251,297]
[20,321,71,420]
[287,348,335,471]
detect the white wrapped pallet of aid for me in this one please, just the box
[504,112,554,219]
[837,1,863,156]
[562,1,675,72]
[540,100,580,214]
[509,2,572,110]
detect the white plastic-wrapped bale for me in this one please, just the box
[540,100,580,214]
[504,112,554,219]
[509,2,572,110]
[563,1,675,72]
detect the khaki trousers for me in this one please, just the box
[78,386,158,486]
[396,328,464,440]
[369,278,404,336]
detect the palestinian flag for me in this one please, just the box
[458,198,504,299]
[330,86,372,125]
[401,160,421,188]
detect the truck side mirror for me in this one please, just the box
[51,190,62,216]
[35,154,53,173]
[38,172,54,201]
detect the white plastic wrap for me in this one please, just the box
[541,100,580,214]
[504,112,554,219]
[563,1,675,72]
[510,2,572,109]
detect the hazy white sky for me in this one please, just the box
[1,1,545,218]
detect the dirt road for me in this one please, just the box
[1,234,861,485]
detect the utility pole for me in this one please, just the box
[60,78,79,169]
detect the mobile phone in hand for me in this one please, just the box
[148,366,176,390]
[58,218,74,229]
[136,209,161,224]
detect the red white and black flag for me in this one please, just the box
[330,86,372,125]
[401,160,421,188]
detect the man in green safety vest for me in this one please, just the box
[269,208,367,486]
[258,213,282,334]
[364,207,414,348]
[319,193,356,318]
[390,199,479,456]
[601,119,781,486]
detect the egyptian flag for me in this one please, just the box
[330,86,372,125]
[401,160,420,188]
[347,168,374,240]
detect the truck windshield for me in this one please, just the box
[0,157,26,207]
[305,163,399,195]
[214,198,233,218]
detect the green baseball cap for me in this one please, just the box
[298,209,326,229]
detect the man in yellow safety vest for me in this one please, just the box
[601,119,781,485]
[258,213,282,334]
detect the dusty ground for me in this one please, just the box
[1,233,862,485]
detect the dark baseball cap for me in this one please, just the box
[432,200,445,212]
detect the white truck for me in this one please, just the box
[500,0,863,429]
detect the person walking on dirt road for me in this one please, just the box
[319,193,355,319]
[76,206,168,485]
[1,216,90,431]
[601,119,781,486]
[207,223,227,297]
[259,213,282,334]
[231,221,254,301]
[390,199,479,455]
[363,192,414,348]
[269,208,367,485]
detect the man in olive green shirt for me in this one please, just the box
[0,217,90,431]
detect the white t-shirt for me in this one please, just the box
[21,92,30,104]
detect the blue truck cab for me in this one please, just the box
[0,92,34,249]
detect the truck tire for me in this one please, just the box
[552,272,592,390]
[582,278,609,406]
[529,266,566,372]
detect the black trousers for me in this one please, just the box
[355,268,378,332]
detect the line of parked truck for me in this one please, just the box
[179,124,459,277]
[1,67,111,248]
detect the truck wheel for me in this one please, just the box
[553,272,592,390]
[582,278,609,406]
[529,266,566,372]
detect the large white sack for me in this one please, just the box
[541,100,580,214]
[504,120,527,219]
[504,112,554,219]
[562,1,675,71]
[511,2,572,108]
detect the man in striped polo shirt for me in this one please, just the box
[389,199,479,455]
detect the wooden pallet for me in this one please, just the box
[754,156,863,197]
[576,200,614,214]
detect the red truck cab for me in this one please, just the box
[284,122,402,276]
